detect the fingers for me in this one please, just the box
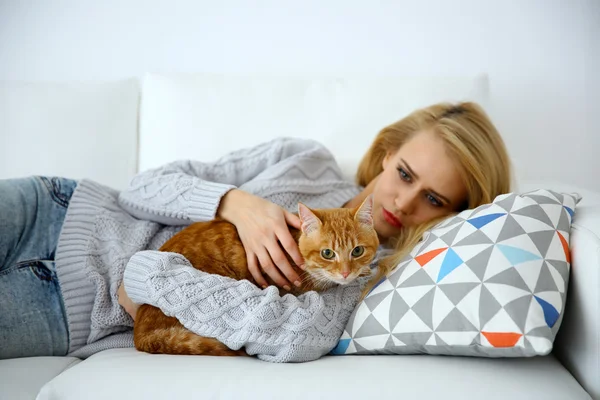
[284,210,302,230]
[256,248,292,290]
[247,252,269,289]
[266,241,302,288]
[277,226,304,269]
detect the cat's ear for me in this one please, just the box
[298,203,322,235]
[354,194,374,226]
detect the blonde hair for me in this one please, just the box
[359,102,512,298]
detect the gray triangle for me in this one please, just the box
[526,326,551,337]
[525,194,560,205]
[523,336,534,352]
[398,268,435,288]
[387,263,408,288]
[411,287,435,330]
[504,295,533,333]
[470,203,493,217]
[385,335,395,348]
[512,205,554,228]
[416,231,440,254]
[354,341,367,352]
[453,229,494,247]
[434,333,448,346]
[437,216,465,229]
[393,332,432,346]
[479,285,502,328]
[440,224,462,246]
[495,194,518,211]
[547,260,569,287]
[534,262,559,293]
[439,282,480,306]
[497,214,527,242]
[464,246,494,281]
[528,231,556,258]
[470,333,482,346]
[485,267,530,292]
[435,308,478,332]
[557,208,570,232]
[354,314,390,338]
[548,190,565,204]
[389,291,410,330]
[364,290,394,312]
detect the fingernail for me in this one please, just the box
[283,285,291,291]
[262,285,268,289]
[299,264,306,270]
[294,280,302,287]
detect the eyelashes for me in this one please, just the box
[396,166,443,207]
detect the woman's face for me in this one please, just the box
[372,130,468,242]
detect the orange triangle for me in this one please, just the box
[557,231,571,264]
[481,332,522,347]
[415,247,447,267]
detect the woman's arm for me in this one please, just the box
[117,137,337,225]
[123,250,364,363]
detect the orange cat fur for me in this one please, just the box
[133,195,378,356]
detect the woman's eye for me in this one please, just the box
[321,249,335,259]
[427,194,442,207]
[351,246,365,257]
[397,167,411,182]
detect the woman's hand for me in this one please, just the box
[118,282,140,321]
[218,189,304,290]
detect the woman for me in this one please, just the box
[0,102,511,362]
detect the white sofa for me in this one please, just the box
[0,74,598,400]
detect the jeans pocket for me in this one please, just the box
[4,259,57,282]
[39,176,78,209]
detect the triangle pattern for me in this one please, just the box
[354,314,389,338]
[481,332,522,348]
[436,248,464,283]
[435,308,478,332]
[496,215,527,243]
[468,213,506,229]
[497,244,541,266]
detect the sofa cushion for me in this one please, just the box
[138,73,488,181]
[0,356,80,400]
[335,190,580,357]
[0,80,139,190]
[37,348,589,400]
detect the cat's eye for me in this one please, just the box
[351,246,365,257]
[321,249,335,260]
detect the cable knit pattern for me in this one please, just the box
[124,251,369,363]
[53,137,363,358]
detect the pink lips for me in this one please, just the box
[383,209,403,229]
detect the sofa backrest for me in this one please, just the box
[0,80,139,190]
[138,73,489,182]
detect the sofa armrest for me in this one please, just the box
[519,181,600,399]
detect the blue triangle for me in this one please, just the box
[497,244,541,265]
[564,206,574,218]
[330,338,351,355]
[436,248,464,283]
[534,296,559,328]
[467,213,506,229]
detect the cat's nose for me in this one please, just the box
[341,271,350,279]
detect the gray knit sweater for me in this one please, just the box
[55,137,364,361]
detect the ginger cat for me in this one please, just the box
[133,195,378,356]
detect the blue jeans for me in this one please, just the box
[0,176,77,359]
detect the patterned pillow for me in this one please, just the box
[332,189,580,357]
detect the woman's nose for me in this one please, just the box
[395,190,418,216]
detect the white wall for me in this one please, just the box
[1,0,598,190]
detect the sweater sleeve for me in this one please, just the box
[117,137,338,225]
[123,250,363,363]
